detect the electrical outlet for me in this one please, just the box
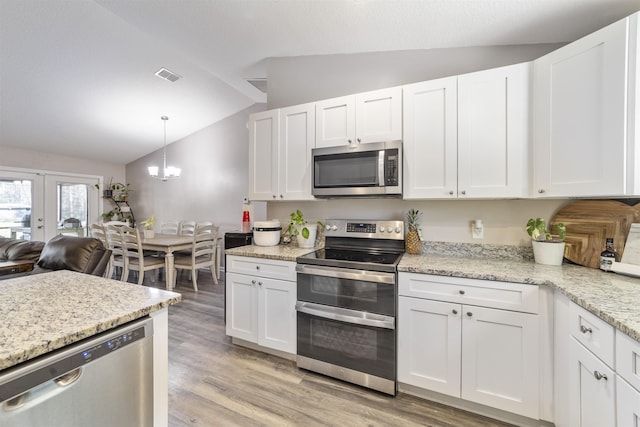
[472,219,484,239]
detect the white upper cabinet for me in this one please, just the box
[402,76,458,198]
[248,104,315,201]
[457,63,529,198]
[533,13,639,197]
[403,62,530,199]
[248,109,279,201]
[315,87,402,148]
[278,103,315,200]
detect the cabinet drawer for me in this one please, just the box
[569,303,615,368]
[226,255,296,281]
[398,273,538,313]
[616,330,640,391]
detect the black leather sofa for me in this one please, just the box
[0,235,111,279]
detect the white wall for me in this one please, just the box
[126,104,266,236]
[267,44,564,108]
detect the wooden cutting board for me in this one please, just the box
[549,200,640,269]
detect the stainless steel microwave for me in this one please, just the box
[312,140,402,198]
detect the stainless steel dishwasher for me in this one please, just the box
[0,317,154,427]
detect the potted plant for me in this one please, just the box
[112,182,131,202]
[101,210,115,222]
[288,209,322,249]
[140,216,155,239]
[526,218,567,265]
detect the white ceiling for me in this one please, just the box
[1,0,639,165]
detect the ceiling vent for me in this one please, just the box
[246,78,267,93]
[155,67,181,83]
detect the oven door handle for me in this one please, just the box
[296,302,395,330]
[295,264,396,284]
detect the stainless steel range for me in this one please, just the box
[295,219,404,395]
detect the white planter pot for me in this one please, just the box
[296,224,317,249]
[532,240,565,266]
[143,229,155,239]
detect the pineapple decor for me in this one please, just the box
[406,209,423,254]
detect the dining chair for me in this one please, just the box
[173,224,219,290]
[104,220,130,227]
[179,220,196,236]
[104,223,126,280]
[159,220,179,235]
[197,221,221,280]
[90,223,111,278]
[118,225,165,286]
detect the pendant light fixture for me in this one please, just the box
[148,115,181,181]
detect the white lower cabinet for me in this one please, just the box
[398,273,540,419]
[617,376,640,427]
[225,257,297,354]
[569,337,616,427]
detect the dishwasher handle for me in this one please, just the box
[2,368,82,412]
[296,301,395,330]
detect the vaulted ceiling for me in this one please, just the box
[1,0,638,164]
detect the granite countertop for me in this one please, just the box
[399,252,640,343]
[225,243,318,262]
[0,270,181,371]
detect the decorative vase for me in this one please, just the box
[296,224,317,249]
[532,240,565,266]
[144,229,155,239]
[405,229,422,254]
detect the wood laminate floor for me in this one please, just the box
[143,271,514,427]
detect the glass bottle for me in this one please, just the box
[599,237,620,272]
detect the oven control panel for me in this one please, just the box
[324,219,404,239]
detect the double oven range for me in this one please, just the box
[295,219,404,395]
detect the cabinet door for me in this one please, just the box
[397,296,461,397]
[533,17,629,197]
[248,110,279,201]
[258,277,297,354]
[315,95,355,148]
[458,62,529,198]
[355,87,402,144]
[402,77,458,199]
[569,338,616,427]
[617,376,640,427]
[225,272,258,343]
[279,103,315,200]
[461,305,539,419]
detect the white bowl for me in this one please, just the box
[253,220,282,246]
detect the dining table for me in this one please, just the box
[140,233,196,291]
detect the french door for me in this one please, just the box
[0,168,100,242]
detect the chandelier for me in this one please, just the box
[148,115,181,181]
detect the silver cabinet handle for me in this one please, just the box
[580,325,593,334]
[272,195,276,199]
[452,309,458,315]
[251,280,256,285]
[460,190,466,195]
[459,290,465,295]
[593,371,608,381]
[348,139,353,144]
[538,189,545,194]
[258,282,263,286]
[256,265,260,270]
[280,194,283,198]
[357,138,361,143]
[449,190,454,195]
[467,312,473,317]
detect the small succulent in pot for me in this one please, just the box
[526,218,566,242]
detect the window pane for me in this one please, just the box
[58,183,88,237]
[0,179,32,240]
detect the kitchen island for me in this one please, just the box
[0,270,181,426]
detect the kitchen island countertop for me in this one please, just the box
[0,270,181,371]
[399,254,640,343]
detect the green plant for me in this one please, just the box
[526,218,566,242]
[101,210,115,220]
[140,215,155,230]
[288,209,323,239]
